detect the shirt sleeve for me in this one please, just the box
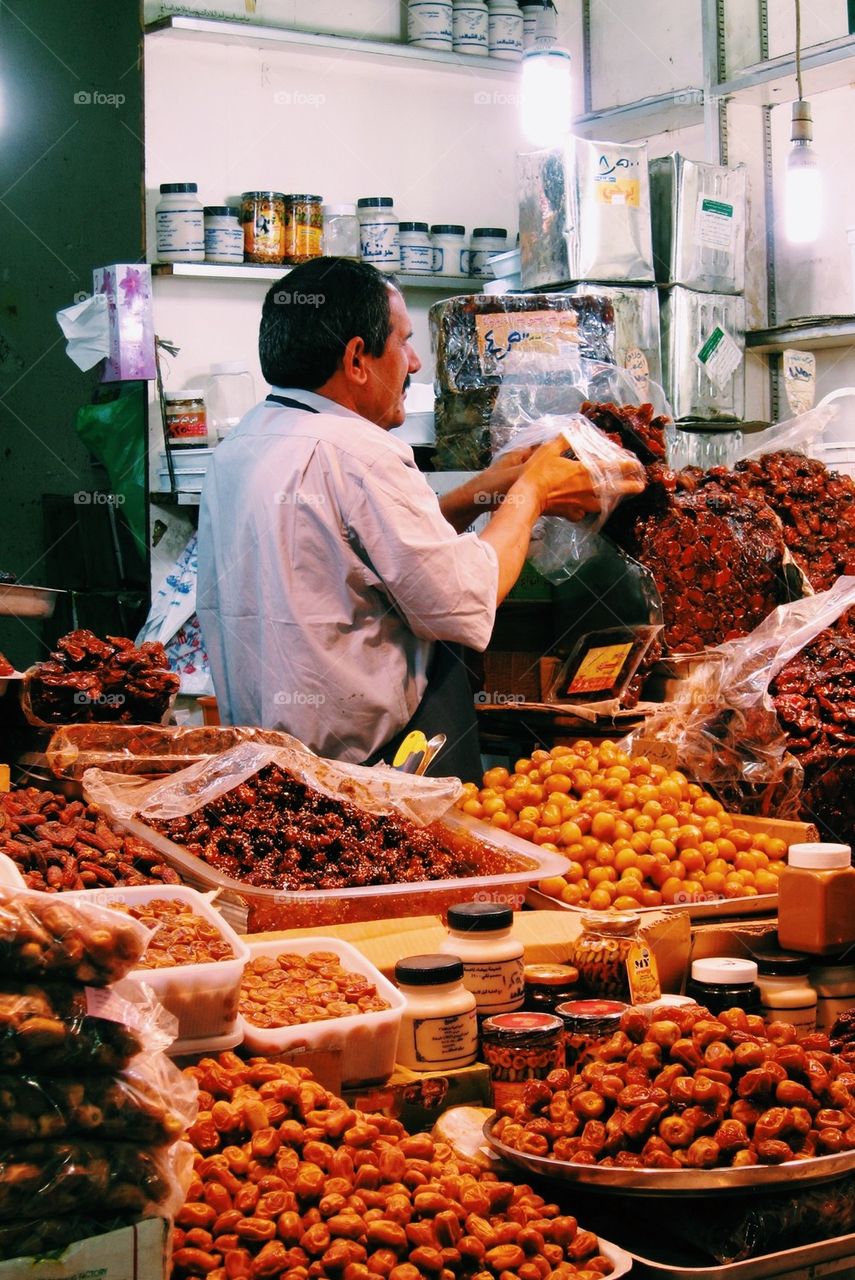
[342,448,500,652]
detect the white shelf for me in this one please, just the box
[717,34,855,106]
[151,262,484,291]
[746,317,855,354]
[144,14,520,77]
[574,90,705,142]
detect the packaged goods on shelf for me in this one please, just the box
[650,153,747,293]
[562,282,662,391]
[0,1214,169,1276]
[518,138,655,289]
[91,264,156,383]
[0,885,149,985]
[659,287,745,421]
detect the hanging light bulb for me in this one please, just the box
[784,0,823,244]
[520,2,572,148]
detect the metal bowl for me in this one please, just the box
[483,1114,855,1197]
[0,584,63,618]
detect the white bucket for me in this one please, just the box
[816,387,855,446]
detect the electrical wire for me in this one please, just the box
[795,0,803,102]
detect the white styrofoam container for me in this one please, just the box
[65,884,249,1050]
[238,937,406,1084]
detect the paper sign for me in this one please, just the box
[625,346,650,399]
[475,311,581,377]
[596,176,640,207]
[567,642,634,695]
[627,736,679,769]
[696,325,742,390]
[697,196,735,254]
[783,348,816,415]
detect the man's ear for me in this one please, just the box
[342,335,368,387]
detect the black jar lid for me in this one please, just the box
[160,182,198,193]
[399,221,430,233]
[395,954,464,986]
[473,227,508,238]
[447,901,513,931]
[431,224,466,235]
[204,206,239,217]
[358,196,394,207]
[755,949,811,977]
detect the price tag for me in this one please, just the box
[696,325,742,390]
[696,196,735,254]
[783,348,816,415]
[626,737,678,769]
[566,642,634,695]
[624,346,650,399]
[475,311,581,377]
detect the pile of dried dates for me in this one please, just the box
[26,630,179,725]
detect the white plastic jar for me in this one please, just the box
[203,206,244,264]
[357,197,401,272]
[488,1,524,59]
[810,961,855,1032]
[407,0,453,49]
[453,0,488,54]
[431,224,468,275]
[469,226,508,277]
[398,221,433,274]
[520,2,542,48]
[156,182,205,262]
[438,901,525,1015]
[394,954,478,1070]
[322,204,360,259]
[756,950,817,1031]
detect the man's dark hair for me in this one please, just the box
[259,257,395,390]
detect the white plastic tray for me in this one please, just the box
[239,937,406,1085]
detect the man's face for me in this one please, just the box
[362,288,422,429]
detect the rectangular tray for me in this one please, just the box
[625,1230,855,1279]
[0,584,62,618]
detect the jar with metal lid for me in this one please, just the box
[523,963,580,1014]
[240,191,286,264]
[777,842,855,957]
[488,0,523,60]
[283,194,323,264]
[164,389,208,448]
[810,960,855,1032]
[572,912,661,1003]
[156,182,204,262]
[394,954,477,1071]
[408,0,453,49]
[398,222,433,274]
[480,1012,564,1107]
[469,227,508,278]
[554,998,628,1071]
[203,206,243,264]
[438,901,524,1016]
[686,957,761,1016]
[322,204,360,259]
[357,197,400,272]
[431,224,468,275]
[756,950,817,1030]
[453,0,488,54]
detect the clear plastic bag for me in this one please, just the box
[0,886,150,985]
[735,397,840,462]
[620,577,855,817]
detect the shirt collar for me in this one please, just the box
[269,387,365,421]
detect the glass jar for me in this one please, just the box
[164,389,207,448]
[398,222,433,274]
[438,901,524,1016]
[431,224,468,275]
[203,206,244,264]
[810,961,855,1032]
[686,957,761,1016]
[777,842,855,957]
[480,1012,564,1107]
[156,182,204,263]
[453,0,488,54]
[469,227,508,278]
[203,362,256,442]
[408,0,453,49]
[283,194,323,264]
[394,954,478,1070]
[554,998,628,1072]
[240,191,286,264]
[488,1,523,60]
[322,204,360,259]
[523,963,580,1014]
[572,912,661,1004]
[357,197,400,272]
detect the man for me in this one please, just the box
[198,257,643,778]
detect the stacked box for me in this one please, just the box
[561,283,662,393]
[660,288,745,422]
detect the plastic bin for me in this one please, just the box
[239,937,406,1084]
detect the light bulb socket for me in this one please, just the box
[790,99,813,144]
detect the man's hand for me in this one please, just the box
[518,435,646,521]
[473,445,537,507]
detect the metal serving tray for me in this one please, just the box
[625,1230,855,1280]
[483,1115,855,1197]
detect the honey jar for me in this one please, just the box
[572,912,660,1003]
[240,191,286,264]
[480,1011,564,1107]
[554,998,628,1072]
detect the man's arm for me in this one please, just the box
[439,448,535,533]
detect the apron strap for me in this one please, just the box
[265,394,320,413]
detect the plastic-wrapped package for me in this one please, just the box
[0,1214,142,1262]
[0,977,176,1073]
[0,886,149,984]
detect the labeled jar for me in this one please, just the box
[686,957,760,1016]
[164,389,207,448]
[777,843,855,957]
[438,901,524,1015]
[240,191,286,264]
[810,961,855,1032]
[398,222,433,274]
[554,998,628,1072]
[481,1012,563,1107]
[469,227,508,277]
[431,224,468,275]
[408,0,453,48]
[523,963,580,1014]
[357,197,400,272]
[572,912,661,1004]
[322,204,360,259]
[756,950,817,1031]
[453,0,488,54]
[283,194,323,264]
[520,2,542,48]
[488,1,524,59]
[203,206,244,264]
[156,182,204,262]
[394,954,478,1070]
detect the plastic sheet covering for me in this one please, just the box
[735,399,840,462]
[621,577,855,817]
[0,885,150,985]
[0,976,177,1073]
[83,741,463,828]
[0,1050,197,1144]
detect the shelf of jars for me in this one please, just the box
[150,262,486,291]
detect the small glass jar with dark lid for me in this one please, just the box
[686,957,761,1016]
[480,1011,564,1106]
[523,963,580,1014]
[554,997,628,1071]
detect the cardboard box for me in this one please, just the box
[92,264,156,382]
[0,1216,169,1280]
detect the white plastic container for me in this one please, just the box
[203,362,256,441]
[156,182,204,263]
[811,961,855,1032]
[157,447,214,493]
[398,222,433,274]
[438,900,524,1014]
[322,204,360,258]
[488,1,523,59]
[203,206,243,264]
[453,0,488,54]
[431,224,468,275]
[357,196,400,272]
[238,937,406,1084]
[65,885,249,1052]
[395,954,478,1070]
[469,227,507,278]
[407,0,453,49]
[756,951,817,1031]
[520,2,541,47]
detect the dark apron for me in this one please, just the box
[266,394,483,782]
